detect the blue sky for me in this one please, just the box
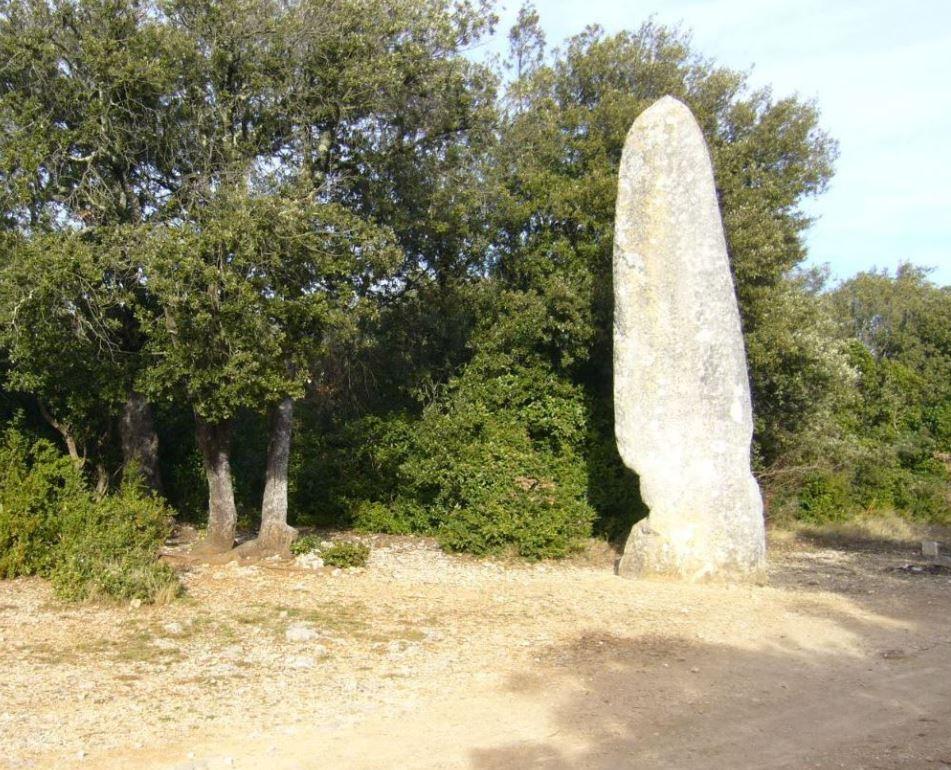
[485,0,951,286]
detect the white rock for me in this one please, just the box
[285,624,318,643]
[286,656,314,670]
[613,96,766,581]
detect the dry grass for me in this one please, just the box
[774,510,951,550]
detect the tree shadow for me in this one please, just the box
[470,563,951,769]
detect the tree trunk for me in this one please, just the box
[256,396,297,552]
[194,415,238,554]
[37,400,83,469]
[94,462,110,499]
[119,392,163,495]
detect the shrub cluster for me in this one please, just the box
[290,536,370,568]
[0,427,177,602]
[320,542,370,569]
[342,354,613,559]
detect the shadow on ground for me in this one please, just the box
[471,546,951,770]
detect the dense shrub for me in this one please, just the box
[51,477,178,602]
[290,534,321,556]
[0,427,80,578]
[345,354,602,559]
[0,426,178,602]
[290,536,370,568]
[796,471,852,523]
[320,542,370,569]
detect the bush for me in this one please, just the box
[321,541,370,568]
[50,477,177,602]
[351,501,413,535]
[0,427,85,578]
[0,426,178,602]
[345,355,600,559]
[290,533,321,556]
[290,536,371,568]
[797,470,852,523]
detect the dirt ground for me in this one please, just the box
[2,527,950,770]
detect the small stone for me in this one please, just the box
[690,667,700,673]
[286,656,314,670]
[296,554,324,570]
[129,598,142,609]
[285,624,318,643]
[922,541,940,558]
[163,622,184,635]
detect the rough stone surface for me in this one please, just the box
[613,95,766,581]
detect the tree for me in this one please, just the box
[0,0,192,491]
[0,229,135,493]
[489,21,843,465]
[130,0,498,552]
[832,263,951,452]
[141,189,400,552]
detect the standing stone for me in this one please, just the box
[613,96,766,581]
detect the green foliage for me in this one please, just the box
[351,502,414,536]
[320,542,370,569]
[0,426,177,602]
[0,230,139,477]
[341,346,604,558]
[1,1,947,560]
[0,426,81,578]
[51,478,177,602]
[289,534,321,556]
[797,471,852,523]
[289,536,370,568]
[821,268,950,522]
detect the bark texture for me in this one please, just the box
[256,397,297,553]
[119,392,163,494]
[194,415,238,553]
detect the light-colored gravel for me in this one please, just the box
[1,531,949,769]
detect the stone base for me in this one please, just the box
[617,518,765,583]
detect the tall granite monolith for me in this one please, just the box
[613,96,766,581]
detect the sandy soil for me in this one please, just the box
[2,529,950,770]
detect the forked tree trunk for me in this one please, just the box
[194,415,238,554]
[37,400,83,468]
[119,392,163,495]
[256,397,297,552]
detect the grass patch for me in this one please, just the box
[775,510,951,550]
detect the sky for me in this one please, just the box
[483,0,951,286]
